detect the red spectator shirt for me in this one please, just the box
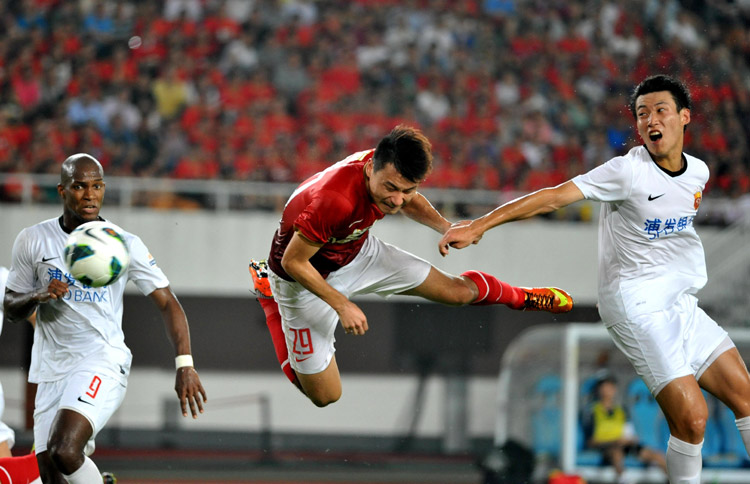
[268,149,385,281]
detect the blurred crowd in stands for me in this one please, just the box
[1,0,749,207]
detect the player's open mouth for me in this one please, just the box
[649,130,662,141]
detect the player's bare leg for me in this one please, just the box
[657,377,708,443]
[37,451,67,484]
[399,266,573,313]
[399,266,477,305]
[39,450,118,484]
[656,376,707,484]
[250,259,342,406]
[294,356,342,408]
[698,347,750,417]
[42,409,104,483]
[698,348,750,456]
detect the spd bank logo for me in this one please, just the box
[47,268,110,303]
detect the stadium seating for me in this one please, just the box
[532,372,750,471]
[530,374,563,459]
[717,405,747,464]
[625,378,668,452]
[0,1,748,214]
[704,399,748,468]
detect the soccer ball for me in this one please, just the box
[64,221,130,287]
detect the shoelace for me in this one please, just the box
[525,291,554,310]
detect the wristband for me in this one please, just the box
[175,354,194,370]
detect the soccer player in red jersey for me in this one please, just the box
[251,125,572,407]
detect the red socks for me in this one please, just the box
[0,453,41,482]
[260,272,520,383]
[461,270,525,309]
[258,298,298,385]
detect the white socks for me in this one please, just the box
[666,435,703,484]
[662,414,750,484]
[62,456,101,484]
[736,415,750,457]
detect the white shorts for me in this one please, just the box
[268,235,432,375]
[34,370,127,455]
[607,293,732,396]
[0,381,15,449]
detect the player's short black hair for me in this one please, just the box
[629,74,692,118]
[373,125,433,183]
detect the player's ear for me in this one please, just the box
[681,107,691,127]
[57,183,65,199]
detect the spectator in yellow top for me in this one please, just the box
[583,374,667,484]
[152,65,190,121]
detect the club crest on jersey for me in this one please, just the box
[694,191,702,210]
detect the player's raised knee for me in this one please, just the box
[47,441,82,474]
[439,276,477,306]
[669,410,707,442]
[680,415,707,441]
[308,389,342,408]
[302,381,342,407]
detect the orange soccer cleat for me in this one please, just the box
[102,472,118,483]
[249,259,273,299]
[519,287,573,313]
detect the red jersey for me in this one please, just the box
[268,149,385,281]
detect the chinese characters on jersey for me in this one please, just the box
[644,215,695,239]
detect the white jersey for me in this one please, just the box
[5,216,169,384]
[0,266,8,336]
[572,146,708,325]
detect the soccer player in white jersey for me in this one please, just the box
[0,266,15,459]
[3,154,207,484]
[438,75,750,484]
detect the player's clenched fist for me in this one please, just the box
[338,301,369,335]
[39,278,69,302]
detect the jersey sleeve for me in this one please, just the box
[125,235,170,296]
[572,155,634,203]
[5,228,36,293]
[294,191,354,244]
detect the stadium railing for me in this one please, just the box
[2,172,747,225]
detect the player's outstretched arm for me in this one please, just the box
[401,192,452,234]
[439,181,584,256]
[282,231,369,335]
[148,286,207,418]
[3,279,69,323]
